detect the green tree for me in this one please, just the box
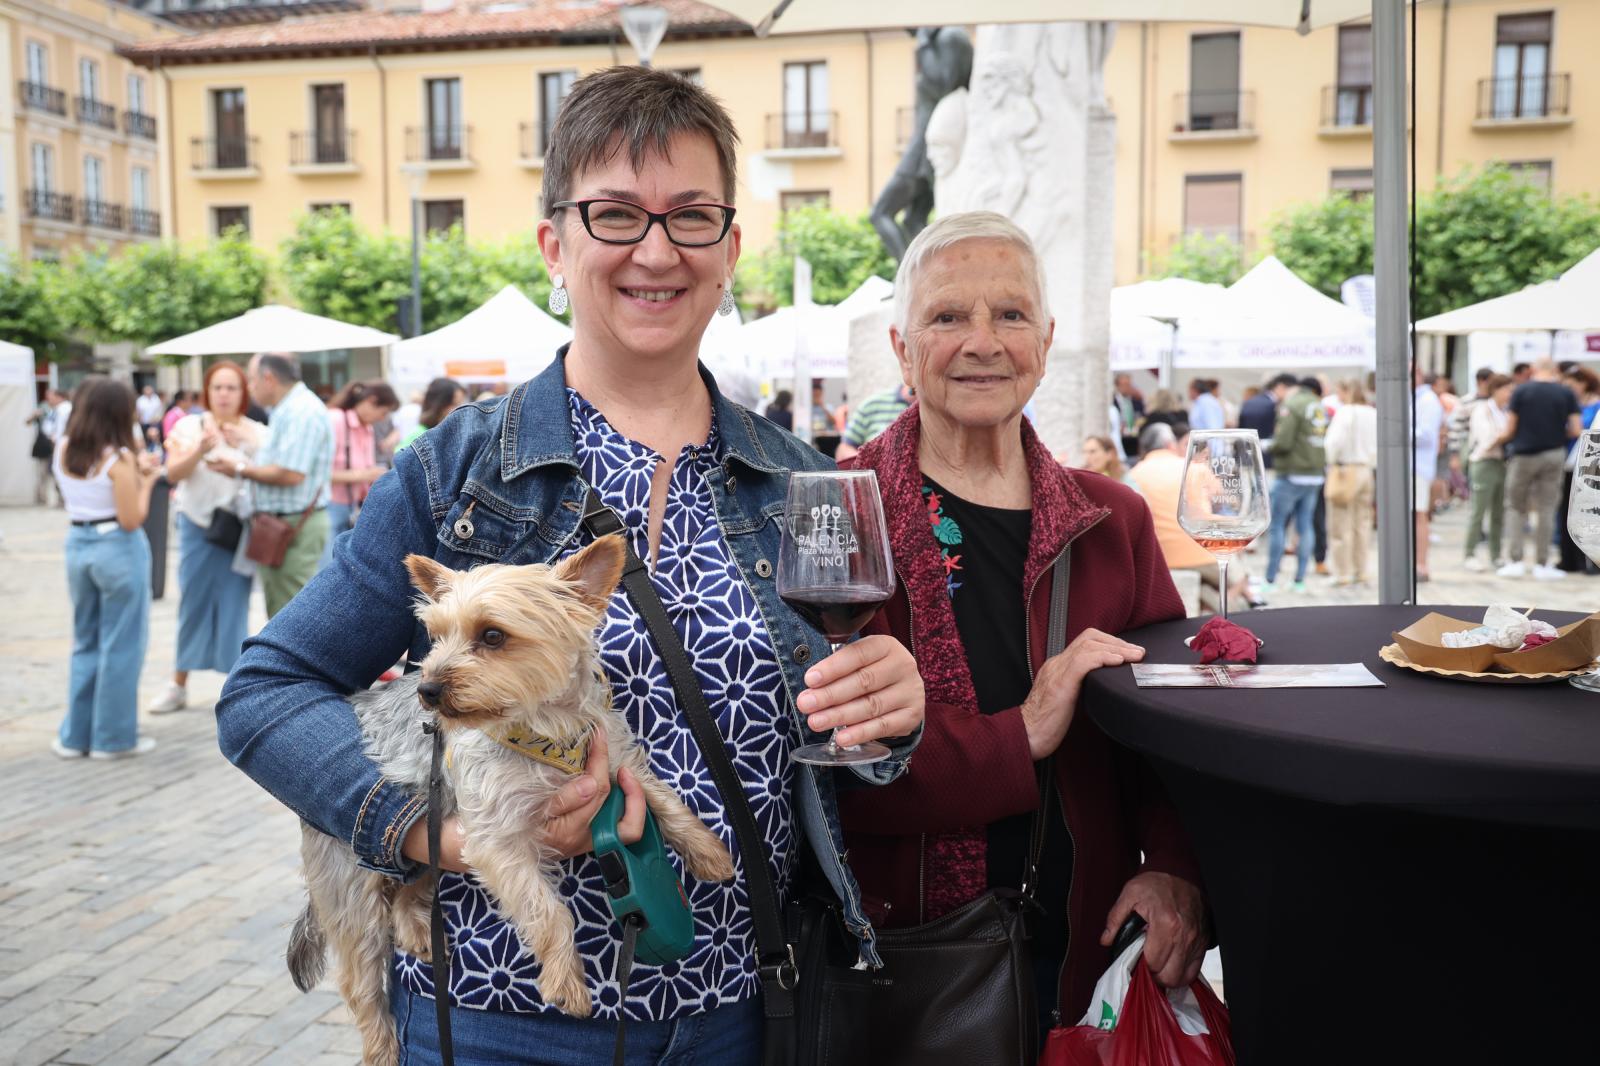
[1267,194,1374,299]
[1269,165,1600,318]
[1146,232,1250,286]
[0,258,70,360]
[280,210,555,334]
[739,205,896,309]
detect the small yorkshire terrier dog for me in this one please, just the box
[288,536,736,1066]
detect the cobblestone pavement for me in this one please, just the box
[0,500,1594,1063]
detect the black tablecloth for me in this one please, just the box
[1081,605,1600,1065]
[1086,605,1600,829]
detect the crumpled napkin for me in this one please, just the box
[1440,605,1558,650]
[1185,617,1263,664]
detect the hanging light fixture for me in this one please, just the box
[620,4,669,67]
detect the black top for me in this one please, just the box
[1082,605,1600,830]
[1508,380,1578,456]
[923,477,1071,974]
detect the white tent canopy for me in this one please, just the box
[1110,277,1225,322]
[745,275,894,379]
[1415,247,1600,335]
[145,304,397,357]
[1174,256,1376,369]
[386,286,572,395]
[0,340,37,505]
[718,0,1376,35]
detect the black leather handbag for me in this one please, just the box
[792,549,1072,1066]
[204,506,245,552]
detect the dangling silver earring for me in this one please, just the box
[717,280,736,317]
[548,274,568,315]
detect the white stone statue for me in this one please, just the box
[924,22,1117,456]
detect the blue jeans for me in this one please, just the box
[1267,479,1322,584]
[62,525,151,753]
[176,514,253,674]
[392,979,762,1066]
[319,500,356,570]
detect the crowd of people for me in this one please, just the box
[1070,358,1590,604]
[38,362,471,756]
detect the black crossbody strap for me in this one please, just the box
[580,491,796,1061]
[422,722,455,1066]
[1023,548,1071,899]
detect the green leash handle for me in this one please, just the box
[590,787,696,966]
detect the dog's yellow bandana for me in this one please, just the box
[488,732,591,776]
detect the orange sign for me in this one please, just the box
[443,360,507,378]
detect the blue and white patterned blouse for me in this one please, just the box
[395,389,797,1020]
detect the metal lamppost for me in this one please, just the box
[620,5,668,67]
[402,163,426,338]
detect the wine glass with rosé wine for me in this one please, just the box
[1178,429,1270,621]
[777,469,897,766]
[1565,427,1600,693]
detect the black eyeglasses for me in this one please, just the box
[552,198,736,247]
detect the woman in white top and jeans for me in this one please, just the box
[148,361,265,714]
[1322,378,1378,586]
[52,377,163,759]
[1464,374,1513,571]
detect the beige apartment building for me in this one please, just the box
[1105,0,1596,283]
[122,0,913,266]
[2,0,173,262]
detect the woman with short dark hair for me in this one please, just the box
[219,66,925,1063]
[52,377,163,759]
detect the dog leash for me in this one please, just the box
[422,720,456,1066]
[582,490,797,1066]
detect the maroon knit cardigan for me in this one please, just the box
[840,402,1204,1022]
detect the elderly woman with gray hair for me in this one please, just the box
[839,211,1207,1036]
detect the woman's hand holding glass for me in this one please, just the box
[794,635,925,750]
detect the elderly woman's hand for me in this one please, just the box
[1100,871,1208,989]
[1021,628,1146,760]
[795,635,925,748]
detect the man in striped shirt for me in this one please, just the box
[835,383,913,461]
[212,352,334,617]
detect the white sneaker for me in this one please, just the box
[147,684,187,714]
[1533,564,1567,581]
[50,737,87,759]
[1496,561,1527,578]
[90,737,157,760]
[1462,557,1487,573]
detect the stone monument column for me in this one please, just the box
[921,22,1116,457]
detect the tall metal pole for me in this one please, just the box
[410,195,423,338]
[1373,0,1414,605]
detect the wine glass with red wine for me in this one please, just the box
[778,469,896,766]
[1177,429,1270,621]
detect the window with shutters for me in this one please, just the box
[1188,33,1241,131]
[1330,168,1374,200]
[213,205,250,237]
[1183,174,1242,243]
[426,78,463,160]
[425,199,465,235]
[782,62,831,148]
[538,71,576,156]
[781,190,830,212]
[1506,161,1552,193]
[1491,13,1553,118]
[1334,25,1372,126]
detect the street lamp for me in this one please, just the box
[620,5,668,67]
[402,163,426,338]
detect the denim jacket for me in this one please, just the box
[217,353,916,966]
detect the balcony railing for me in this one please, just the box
[19,80,66,116]
[405,125,471,163]
[81,198,124,230]
[1322,84,1372,128]
[75,96,117,130]
[1477,73,1571,121]
[765,111,839,151]
[26,188,74,223]
[1173,89,1255,134]
[130,207,161,237]
[291,129,355,166]
[191,135,257,170]
[124,111,158,140]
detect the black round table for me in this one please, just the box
[1083,605,1600,1066]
